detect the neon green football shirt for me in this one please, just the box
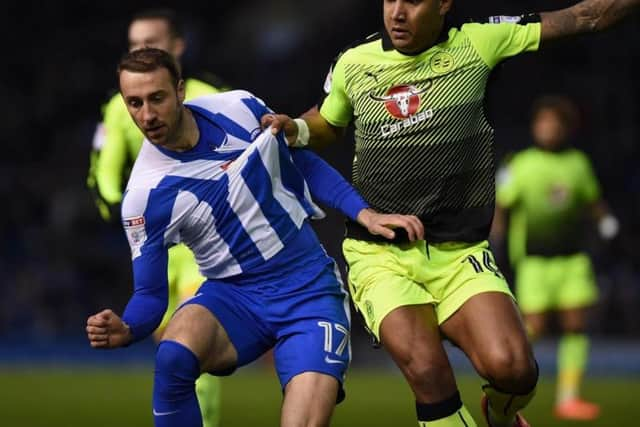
[497,146,601,262]
[320,20,540,243]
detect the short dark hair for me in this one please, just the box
[131,8,184,39]
[532,95,580,132]
[118,48,182,89]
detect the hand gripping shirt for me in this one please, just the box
[120,90,368,342]
[320,18,541,243]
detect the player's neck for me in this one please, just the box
[167,107,200,152]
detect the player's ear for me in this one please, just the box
[439,0,453,16]
[172,37,186,60]
[177,79,186,102]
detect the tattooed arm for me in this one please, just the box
[541,0,640,43]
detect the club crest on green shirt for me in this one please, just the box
[430,51,455,74]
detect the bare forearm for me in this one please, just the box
[300,106,344,148]
[541,0,640,43]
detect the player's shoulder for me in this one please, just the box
[126,142,177,189]
[565,147,593,164]
[186,89,263,112]
[121,187,150,217]
[459,14,541,36]
[121,185,173,232]
[184,77,223,97]
[189,71,232,91]
[334,32,384,63]
[102,90,127,115]
[508,147,539,167]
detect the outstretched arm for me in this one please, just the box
[290,148,424,241]
[86,249,169,349]
[262,107,344,149]
[541,0,639,43]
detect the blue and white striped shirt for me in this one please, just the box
[119,90,367,341]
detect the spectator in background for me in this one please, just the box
[86,9,227,427]
[494,95,619,421]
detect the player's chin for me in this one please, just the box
[391,38,420,54]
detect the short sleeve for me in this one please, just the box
[96,95,137,204]
[121,188,173,260]
[496,160,520,208]
[577,152,601,203]
[463,21,541,69]
[319,55,353,128]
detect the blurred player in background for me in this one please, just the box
[494,95,619,421]
[264,1,640,426]
[85,9,226,427]
[86,47,424,427]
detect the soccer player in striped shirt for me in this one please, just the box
[85,48,423,427]
[86,10,228,426]
[264,1,640,426]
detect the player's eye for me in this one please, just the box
[150,93,165,103]
[128,99,142,108]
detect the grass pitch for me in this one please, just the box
[1,367,638,426]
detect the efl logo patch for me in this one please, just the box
[123,216,145,227]
[323,66,333,94]
[123,216,147,259]
[488,15,522,24]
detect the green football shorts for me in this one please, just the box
[515,253,598,314]
[342,238,513,340]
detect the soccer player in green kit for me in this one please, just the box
[494,96,618,421]
[262,1,640,426]
[86,9,225,427]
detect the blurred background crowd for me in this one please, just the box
[1,0,638,349]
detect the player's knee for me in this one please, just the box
[480,345,537,392]
[398,352,454,391]
[155,340,201,399]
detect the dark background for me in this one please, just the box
[1,0,639,347]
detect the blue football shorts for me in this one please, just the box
[181,248,351,402]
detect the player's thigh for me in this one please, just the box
[380,304,452,372]
[557,253,598,311]
[281,372,338,427]
[524,312,548,338]
[441,291,533,376]
[273,312,350,403]
[428,242,513,324]
[166,280,274,374]
[515,256,555,314]
[558,306,590,333]
[162,303,238,373]
[343,238,435,341]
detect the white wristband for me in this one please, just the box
[293,118,310,147]
[598,214,619,240]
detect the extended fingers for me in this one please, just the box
[371,223,395,239]
[379,215,424,241]
[406,215,424,241]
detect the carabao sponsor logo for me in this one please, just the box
[369,83,431,119]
